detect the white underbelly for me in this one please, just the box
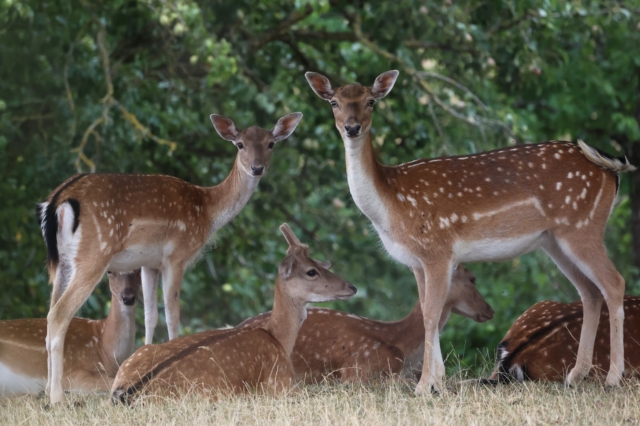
[454,232,543,263]
[109,243,168,272]
[0,362,45,397]
[376,226,421,268]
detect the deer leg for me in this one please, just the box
[414,262,451,395]
[46,262,108,404]
[161,263,185,340]
[556,237,625,387]
[542,236,603,385]
[141,267,160,344]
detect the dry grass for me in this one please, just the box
[3,374,640,425]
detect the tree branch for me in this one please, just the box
[247,4,313,55]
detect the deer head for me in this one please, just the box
[107,270,142,307]
[277,224,357,303]
[210,113,303,177]
[448,265,493,323]
[305,71,398,141]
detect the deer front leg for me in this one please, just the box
[414,262,451,395]
[141,267,160,344]
[161,263,186,340]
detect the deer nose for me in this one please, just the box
[344,124,361,137]
[347,283,357,294]
[251,165,265,176]
[121,294,136,306]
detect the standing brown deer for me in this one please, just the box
[110,224,357,403]
[37,112,303,404]
[0,271,140,396]
[305,70,634,393]
[237,264,493,383]
[484,296,640,383]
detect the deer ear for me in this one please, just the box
[210,114,239,142]
[316,260,331,269]
[272,113,303,142]
[305,72,334,100]
[278,254,295,279]
[372,70,399,100]
[279,223,302,248]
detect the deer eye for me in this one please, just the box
[306,269,318,277]
[268,142,275,149]
[236,142,244,150]
[470,277,476,285]
[367,99,376,107]
[330,101,338,108]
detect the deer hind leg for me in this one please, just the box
[542,236,602,385]
[414,262,452,395]
[46,261,108,404]
[161,262,186,340]
[141,267,160,344]
[554,235,626,387]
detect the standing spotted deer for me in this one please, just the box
[238,264,493,383]
[485,296,640,383]
[37,113,303,404]
[0,271,140,396]
[110,224,357,403]
[305,70,634,394]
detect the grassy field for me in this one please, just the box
[2,373,640,425]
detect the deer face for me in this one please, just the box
[108,270,142,307]
[210,113,303,177]
[278,224,357,304]
[448,265,493,323]
[305,71,399,142]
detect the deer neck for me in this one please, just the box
[264,278,307,357]
[386,302,426,356]
[342,132,392,232]
[206,160,260,234]
[98,295,137,375]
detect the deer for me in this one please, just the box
[37,112,303,404]
[0,271,140,396]
[237,264,493,383]
[305,70,635,394]
[483,296,640,384]
[110,223,357,403]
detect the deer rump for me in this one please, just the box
[111,327,295,403]
[489,296,640,383]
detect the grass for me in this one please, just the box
[3,369,640,426]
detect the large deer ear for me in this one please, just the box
[272,113,303,142]
[371,70,399,99]
[210,114,239,142]
[305,72,334,100]
[278,254,295,279]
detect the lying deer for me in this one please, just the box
[110,223,356,403]
[0,271,140,396]
[238,264,493,383]
[37,113,303,404]
[484,296,640,383]
[305,70,634,393]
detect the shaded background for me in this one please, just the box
[1,0,639,372]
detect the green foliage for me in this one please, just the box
[0,0,638,371]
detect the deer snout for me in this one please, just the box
[344,124,361,138]
[476,304,494,323]
[121,293,137,306]
[251,165,265,176]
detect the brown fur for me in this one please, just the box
[306,70,632,393]
[0,271,140,395]
[488,296,640,382]
[111,224,356,404]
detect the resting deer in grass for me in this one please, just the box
[484,296,640,383]
[37,112,303,404]
[0,271,140,396]
[110,224,357,403]
[238,264,493,383]
[305,70,635,393]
